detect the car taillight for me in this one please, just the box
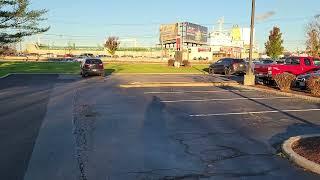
[84,64,90,68]
[98,63,104,69]
[268,67,272,75]
[233,63,237,69]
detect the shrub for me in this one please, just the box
[182,60,191,67]
[168,59,175,67]
[307,76,320,96]
[274,72,296,91]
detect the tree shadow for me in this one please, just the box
[202,68,209,73]
[0,74,79,180]
[105,69,115,76]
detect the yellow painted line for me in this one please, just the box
[120,82,239,88]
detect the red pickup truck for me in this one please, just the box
[255,57,320,82]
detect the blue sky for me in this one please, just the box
[26,0,320,51]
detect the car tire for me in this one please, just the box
[224,67,231,75]
[209,68,214,74]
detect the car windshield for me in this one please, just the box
[233,59,244,63]
[86,59,102,64]
[284,58,300,65]
[262,60,274,64]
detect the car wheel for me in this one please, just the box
[209,68,214,74]
[82,72,87,78]
[224,67,231,75]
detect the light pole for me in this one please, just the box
[244,0,256,85]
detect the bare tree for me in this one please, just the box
[306,19,320,57]
[104,36,120,57]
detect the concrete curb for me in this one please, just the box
[0,74,10,79]
[120,81,239,88]
[232,84,320,103]
[282,134,320,175]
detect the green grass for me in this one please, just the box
[104,64,209,74]
[0,62,80,77]
[0,62,209,77]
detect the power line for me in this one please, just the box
[46,16,313,27]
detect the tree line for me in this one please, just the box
[265,18,320,59]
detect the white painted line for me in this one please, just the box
[190,108,320,117]
[144,89,253,94]
[161,96,291,103]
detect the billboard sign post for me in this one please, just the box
[176,36,181,51]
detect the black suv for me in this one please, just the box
[209,58,247,75]
[80,58,105,77]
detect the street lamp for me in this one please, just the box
[244,0,256,85]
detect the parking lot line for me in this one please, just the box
[161,96,291,103]
[189,108,320,117]
[144,89,253,94]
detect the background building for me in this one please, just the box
[209,18,259,59]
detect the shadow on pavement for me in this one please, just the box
[269,123,320,152]
[0,74,78,180]
[104,69,115,76]
[221,86,320,152]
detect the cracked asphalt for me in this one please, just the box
[1,74,320,180]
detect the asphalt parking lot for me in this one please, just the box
[1,74,320,180]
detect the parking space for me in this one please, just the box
[66,80,320,179]
[1,74,320,180]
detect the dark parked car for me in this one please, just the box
[209,58,247,75]
[80,58,105,77]
[253,59,273,65]
[295,68,320,89]
[80,53,95,57]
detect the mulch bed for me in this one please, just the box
[254,84,320,98]
[292,137,320,164]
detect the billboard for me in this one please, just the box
[183,22,208,44]
[160,23,178,43]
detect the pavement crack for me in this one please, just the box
[73,90,97,180]
[160,173,210,180]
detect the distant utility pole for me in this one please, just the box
[244,0,256,85]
